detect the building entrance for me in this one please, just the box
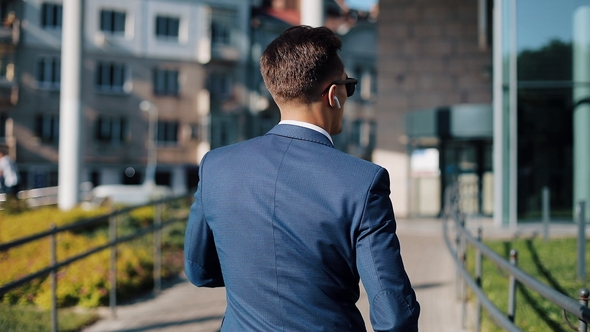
[406,104,493,217]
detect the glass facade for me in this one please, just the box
[498,0,590,222]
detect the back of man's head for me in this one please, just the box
[260,25,344,105]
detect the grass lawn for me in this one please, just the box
[466,236,589,332]
[0,304,100,332]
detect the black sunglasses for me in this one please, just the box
[321,77,358,97]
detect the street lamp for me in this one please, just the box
[140,100,158,188]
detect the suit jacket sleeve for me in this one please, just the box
[356,167,420,332]
[184,155,224,287]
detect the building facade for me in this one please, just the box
[377,0,590,225]
[375,0,493,218]
[0,0,251,195]
[494,0,588,225]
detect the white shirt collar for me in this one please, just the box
[278,120,334,145]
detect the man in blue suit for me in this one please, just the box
[185,25,420,331]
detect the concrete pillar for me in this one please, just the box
[573,7,590,220]
[301,0,323,27]
[58,0,83,210]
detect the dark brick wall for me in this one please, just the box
[375,0,492,153]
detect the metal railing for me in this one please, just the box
[443,183,590,332]
[0,193,192,332]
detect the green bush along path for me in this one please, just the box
[0,204,187,331]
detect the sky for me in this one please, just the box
[517,1,578,51]
[345,0,378,11]
[516,0,590,52]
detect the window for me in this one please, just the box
[90,170,100,187]
[122,168,142,184]
[155,171,171,186]
[155,16,179,39]
[35,114,59,142]
[359,70,376,101]
[41,3,62,28]
[0,3,8,21]
[209,72,232,99]
[190,124,199,140]
[211,7,236,45]
[32,170,47,188]
[351,67,376,101]
[96,62,126,93]
[37,57,60,89]
[210,114,238,149]
[156,121,178,144]
[95,116,127,144]
[0,113,6,138]
[351,119,375,148]
[48,171,58,187]
[153,69,179,96]
[18,170,28,189]
[100,9,126,34]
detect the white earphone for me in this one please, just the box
[333,96,341,109]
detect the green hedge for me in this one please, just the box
[0,205,187,309]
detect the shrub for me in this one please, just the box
[0,203,188,309]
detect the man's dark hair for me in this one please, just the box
[260,25,344,104]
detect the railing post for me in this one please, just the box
[580,288,589,332]
[50,224,58,332]
[461,218,467,329]
[455,218,460,299]
[578,201,586,282]
[542,186,550,242]
[153,202,162,294]
[508,249,518,322]
[109,214,117,319]
[455,215,463,300]
[475,227,483,332]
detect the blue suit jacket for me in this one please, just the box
[185,124,420,331]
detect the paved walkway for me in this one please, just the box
[84,217,581,332]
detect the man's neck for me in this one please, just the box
[279,103,332,134]
[278,120,334,145]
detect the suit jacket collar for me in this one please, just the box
[266,124,334,148]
